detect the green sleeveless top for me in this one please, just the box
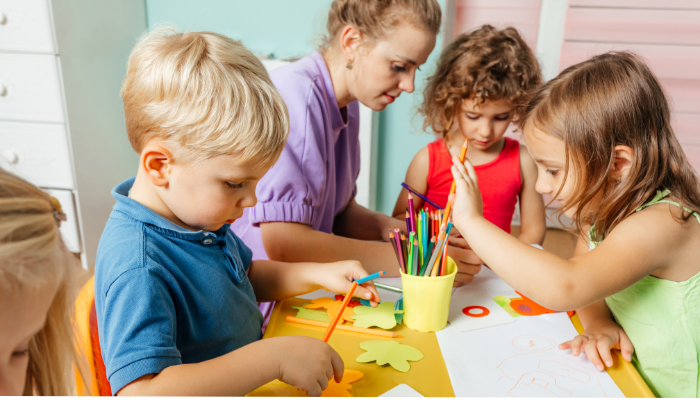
[589,190,700,398]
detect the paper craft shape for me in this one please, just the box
[291,304,331,322]
[379,383,424,397]
[511,291,557,316]
[351,302,403,329]
[356,340,423,372]
[435,313,625,397]
[304,297,355,323]
[493,295,522,317]
[334,294,363,307]
[322,369,363,397]
[448,287,515,332]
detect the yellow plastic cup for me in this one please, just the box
[400,257,457,332]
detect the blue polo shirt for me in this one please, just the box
[94,178,263,395]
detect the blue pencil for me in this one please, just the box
[356,271,386,285]
[401,182,443,210]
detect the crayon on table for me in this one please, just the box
[286,316,402,338]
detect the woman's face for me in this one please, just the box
[0,280,59,395]
[349,23,436,111]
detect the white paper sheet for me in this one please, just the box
[448,285,516,332]
[436,313,625,397]
[379,383,424,397]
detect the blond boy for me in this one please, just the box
[95,29,380,396]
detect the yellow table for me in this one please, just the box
[250,298,654,397]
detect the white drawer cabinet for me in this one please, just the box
[0,121,74,189]
[0,0,56,53]
[0,54,65,123]
[0,0,146,268]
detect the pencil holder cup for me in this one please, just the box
[400,257,457,332]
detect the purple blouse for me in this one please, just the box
[232,51,361,261]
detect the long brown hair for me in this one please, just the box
[0,169,85,395]
[420,25,541,136]
[523,52,700,241]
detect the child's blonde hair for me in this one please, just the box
[0,169,82,395]
[121,27,289,165]
[523,52,700,241]
[420,25,541,136]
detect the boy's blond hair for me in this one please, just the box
[121,27,289,165]
[0,169,84,395]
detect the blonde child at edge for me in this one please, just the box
[94,29,381,397]
[0,169,83,395]
[448,52,700,398]
[393,25,546,284]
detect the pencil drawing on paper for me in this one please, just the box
[497,335,610,397]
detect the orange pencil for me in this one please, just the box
[322,281,357,342]
[441,139,468,230]
[286,316,403,338]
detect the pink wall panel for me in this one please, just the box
[682,145,700,174]
[661,79,700,114]
[559,42,700,80]
[453,0,541,50]
[569,0,700,9]
[564,8,700,45]
[673,114,700,146]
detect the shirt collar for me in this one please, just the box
[112,177,230,242]
[311,50,350,133]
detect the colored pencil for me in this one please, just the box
[416,214,423,264]
[412,239,419,277]
[389,230,400,268]
[405,211,411,235]
[401,182,443,210]
[440,139,468,231]
[408,193,416,233]
[323,281,357,342]
[400,233,409,268]
[419,236,436,276]
[431,223,453,277]
[374,282,403,293]
[356,271,386,285]
[439,239,448,276]
[424,232,445,276]
[287,316,403,338]
[407,232,414,275]
[394,229,406,274]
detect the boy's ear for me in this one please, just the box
[140,142,173,188]
[339,25,363,65]
[612,145,634,181]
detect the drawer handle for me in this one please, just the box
[0,13,6,25]
[1,150,18,165]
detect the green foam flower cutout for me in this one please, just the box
[291,304,331,322]
[355,340,424,372]
[351,302,403,329]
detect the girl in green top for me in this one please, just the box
[447,52,700,398]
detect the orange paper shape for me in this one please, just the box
[334,294,362,307]
[511,292,555,316]
[303,297,355,323]
[322,369,363,397]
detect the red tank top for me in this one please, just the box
[425,137,521,233]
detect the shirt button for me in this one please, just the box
[202,238,213,245]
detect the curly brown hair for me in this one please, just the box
[420,25,541,136]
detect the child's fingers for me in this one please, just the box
[596,338,615,368]
[558,340,573,350]
[618,330,635,362]
[451,158,472,188]
[584,339,606,371]
[331,350,345,383]
[569,335,587,356]
[355,283,381,304]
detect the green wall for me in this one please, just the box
[146,0,444,215]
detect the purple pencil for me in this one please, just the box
[401,182,443,210]
[405,211,411,234]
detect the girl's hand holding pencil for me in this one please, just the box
[449,155,485,228]
[316,261,381,307]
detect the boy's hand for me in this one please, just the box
[317,261,381,307]
[449,155,484,229]
[272,336,344,396]
[558,320,634,371]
